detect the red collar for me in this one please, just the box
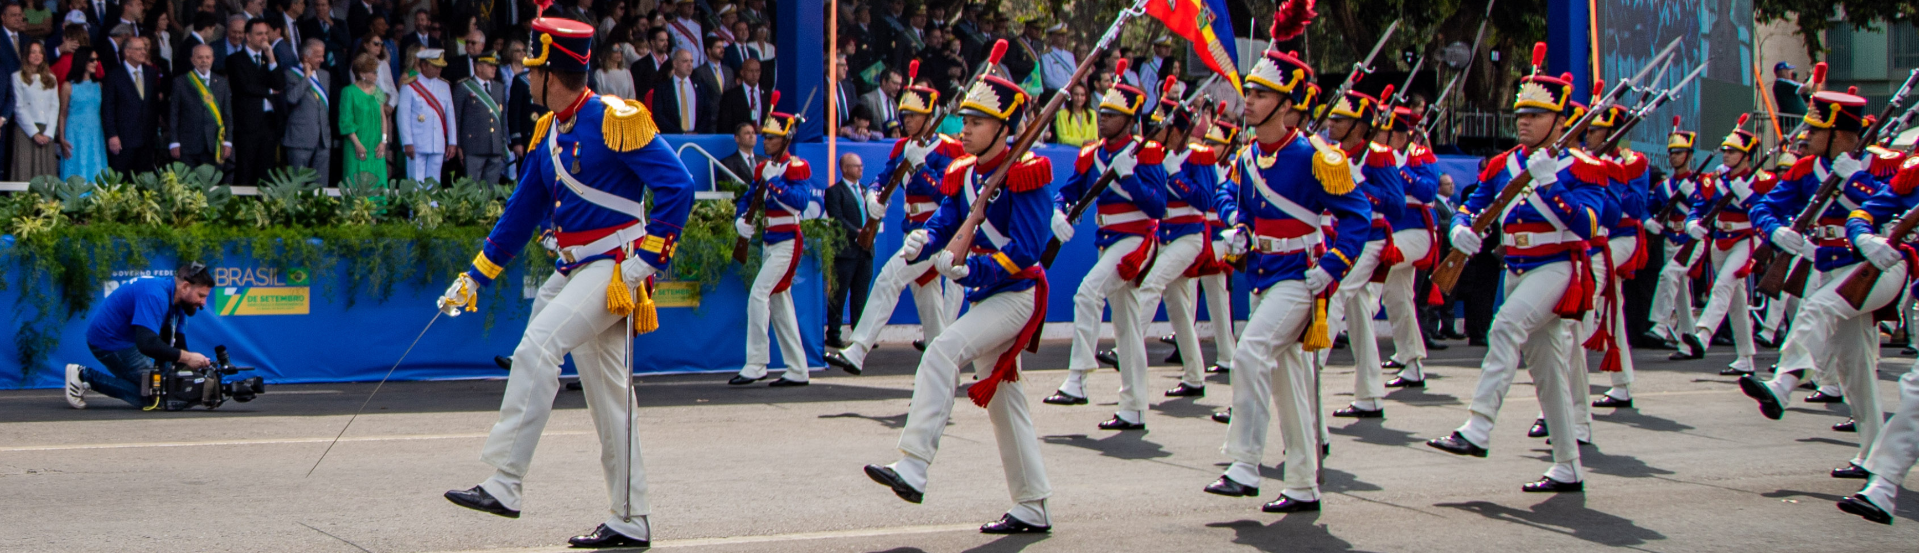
[975,147,1011,172]
[554,89,596,124]
[1255,128,1300,154]
[1101,136,1132,153]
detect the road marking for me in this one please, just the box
[0,431,593,453]
[420,523,981,552]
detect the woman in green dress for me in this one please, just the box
[338,53,390,188]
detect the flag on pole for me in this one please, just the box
[1146,0,1243,95]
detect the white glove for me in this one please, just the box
[539,231,559,253]
[1109,147,1139,178]
[934,249,970,279]
[1051,209,1076,243]
[1771,227,1811,258]
[899,229,931,259]
[864,191,886,218]
[903,138,934,167]
[1686,221,1709,240]
[734,217,756,239]
[1858,234,1904,270]
[620,255,658,287]
[437,273,477,316]
[759,161,785,182]
[1525,148,1559,186]
[1832,153,1864,181]
[1304,267,1333,294]
[1219,227,1249,256]
[1449,225,1483,256]
[1644,220,1663,235]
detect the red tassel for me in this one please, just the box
[1117,235,1158,280]
[907,59,920,82]
[1271,0,1316,42]
[1115,58,1130,77]
[969,268,1048,407]
[1598,345,1623,372]
[1425,281,1444,306]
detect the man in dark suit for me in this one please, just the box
[715,58,767,138]
[716,121,756,188]
[298,0,349,82]
[629,27,670,94]
[83,0,122,46]
[212,13,249,74]
[691,37,733,105]
[226,18,279,185]
[102,35,161,174]
[345,0,386,39]
[168,43,233,169]
[0,3,23,176]
[176,12,219,76]
[650,49,711,134]
[823,152,875,348]
[267,16,296,80]
[396,8,437,54]
[442,26,483,82]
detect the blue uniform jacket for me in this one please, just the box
[1607,150,1651,235]
[911,149,1056,302]
[1159,142,1218,241]
[1212,149,1241,239]
[869,135,969,234]
[1684,167,1774,242]
[1349,141,1406,241]
[1752,155,1885,272]
[1451,145,1606,271]
[1653,170,1698,243]
[1230,132,1373,293]
[469,94,695,285]
[734,153,817,244]
[1389,144,1440,233]
[1055,137,1168,248]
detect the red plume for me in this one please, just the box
[1848,85,1859,95]
[1162,75,1178,96]
[768,90,781,109]
[1531,42,1547,69]
[1736,113,1750,128]
[988,39,1008,66]
[1591,79,1604,97]
[907,60,920,82]
[1671,115,1680,129]
[533,0,553,16]
[1217,100,1229,115]
[1812,62,1827,86]
[1271,0,1316,42]
[1378,84,1394,105]
[1115,57,1129,77]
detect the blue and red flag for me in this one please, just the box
[1145,0,1242,95]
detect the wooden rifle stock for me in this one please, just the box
[731,183,767,264]
[853,44,1008,252]
[1755,92,1912,296]
[1838,205,1919,308]
[1431,169,1537,294]
[1038,141,1138,267]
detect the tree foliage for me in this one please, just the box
[1754,0,1919,58]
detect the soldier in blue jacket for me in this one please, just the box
[1318,88,1405,419]
[728,99,821,387]
[1134,88,1220,399]
[1838,156,1919,525]
[1425,55,1606,494]
[1376,106,1443,388]
[862,74,1060,535]
[435,17,693,549]
[1647,122,1702,349]
[1198,47,1371,513]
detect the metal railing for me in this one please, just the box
[673,142,741,202]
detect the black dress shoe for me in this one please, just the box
[768,377,809,387]
[1096,349,1120,368]
[1468,339,1489,347]
[1425,340,1450,351]
[1427,432,1488,457]
[1385,377,1426,388]
[823,351,862,375]
[1206,364,1231,374]
[1212,410,1232,424]
[1592,395,1633,409]
[1712,333,1735,346]
[1838,494,1894,525]
[1261,496,1321,513]
[566,524,649,549]
[1522,476,1583,493]
[863,464,924,504]
[1805,390,1844,403]
[727,374,765,386]
[1527,419,1549,438]
[1203,476,1259,497]
[1834,418,1857,432]
[1719,366,1756,376]
[1904,346,1918,356]
[825,337,848,349]
[1333,334,1349,349]
[1333,405,1383,418]
[1043,391,1088,405]
[1739,376,1785,420]
[912,339,927,351]
[444,486,520,518]
[1164,382,1205,397]
[1381,359,1407,369]
[1798,379,1818,391]
[1098,415,1146,431]
[1832,463,1870,479]
[565,381,584,391]
[494,355,513,370]
[1159,334,1178,345]
[1164,349,1183,365]
[1669,334,1706,360]
[979,513,1051,534]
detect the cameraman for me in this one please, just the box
[65,263,216,409]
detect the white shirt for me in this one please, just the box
[12,72,57,136]
[398,76,456,153]
[673,76,696,131]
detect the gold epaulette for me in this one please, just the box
[601,96,659,152]
[528,112,555,151]
[1308,135,1355,195]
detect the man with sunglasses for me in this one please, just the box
[66,262,217,409]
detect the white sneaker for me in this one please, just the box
[64,364,88,409]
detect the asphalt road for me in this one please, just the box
[5,336,1919,552]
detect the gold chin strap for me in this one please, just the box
[524,34,554,67]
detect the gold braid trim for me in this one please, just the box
[528,112,555,152]
[1308,135,1355,195]
[602,97,659,152]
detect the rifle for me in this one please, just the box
[1037,62,1162,268]
[732,86,819,264]
[1431,38,1681,293]
[1593,59,1708,159]
[1653,151,1717,223]
[855,44,1009,252]
[1756,67,1919,296]
[1302,19,1399,135]
[1823,70,1919,308]
[1420,0,1496,139]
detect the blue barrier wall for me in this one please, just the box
[1,133,1485,389]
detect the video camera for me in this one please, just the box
[139,346,266,411]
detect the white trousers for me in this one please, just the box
[896,289,1052,515]
[1860,361,1919,509]
[1133,234,1205,386]
[1694,239,1756,362]
[1064,236,1149,413]
[1222,280,1322,500]
[408,152,445,182]
[1457,261,1584,483]
[1382,229,1434,372]
[1650,239,1698,337]
[1770,262,1906,465]
[741,238,809,381]
[478,262,650,538]
[1325,240,1384,402]
[1197,269,1238,369]
[1601,236,1639,392]
[839,249,952,367]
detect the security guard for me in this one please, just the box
[437,17,694,549]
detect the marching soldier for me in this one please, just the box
[1743,90,1899,480]
[1192,114,1241,376]
[453,51,510,184]
[861,74,1059,534]
[437,17,694,549]
[1319,88,1406,419]
[1838,157,1919,524]
[1043,78,1169,433]
[1585,95,1651,410]
[823,75,969,375]
[729,101,821,387]
[1376,106,1442,389]
[1677,118,1774,377]
[1425,54,1605,493]
[1134,86,1217,398]
[1646,120,1699,350]
[1201,46,1371,512]
[400,48,458,182]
